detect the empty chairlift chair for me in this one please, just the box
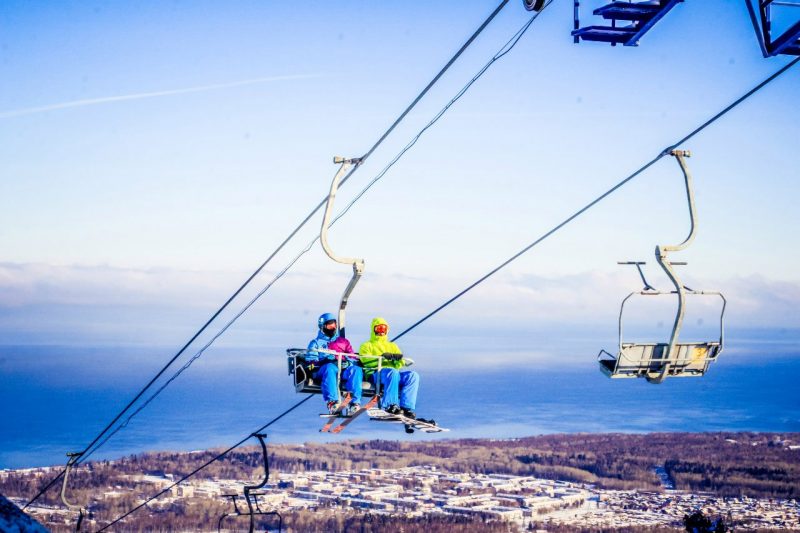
[217,433,282,533]
[597,150,727,383]
[745,0,800,57]
[572,0,684,46]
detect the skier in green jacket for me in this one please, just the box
[358,317,419,418]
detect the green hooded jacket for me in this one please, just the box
[358,317,406,376]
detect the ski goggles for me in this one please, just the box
[322,320,337,330]
[373,324,388,335]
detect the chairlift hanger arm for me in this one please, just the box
[243,433,270,533]
[650,150,697,383]
[320,156,366,337]
[660,150,697,254]
[61,452,87,532]
[320,156,364,267]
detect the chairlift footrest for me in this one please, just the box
[572,26,638,44]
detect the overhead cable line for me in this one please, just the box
[91,32,795,533]
[77,1,555,467]
[78,234,320,463]
[84,8,557,526]
[393,56,800,342]
[23,1,511,509]
[95,394,314,532]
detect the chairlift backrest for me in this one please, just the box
[287,348,379,397]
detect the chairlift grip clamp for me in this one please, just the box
[333,156,363,166]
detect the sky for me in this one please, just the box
[1,0,799,351]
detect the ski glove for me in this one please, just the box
[382,352,403,361]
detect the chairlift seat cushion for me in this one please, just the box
[571,26,637,44]
[601,341,721,379]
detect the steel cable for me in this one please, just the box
[81,9,560,527]
[46,13,800,532]
[95,394,314,532]
[22,0,511,509]
[75,1,551,466]
[393,56,800,341]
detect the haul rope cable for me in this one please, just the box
[392,56,800,341]
[94,55,798,532]
[23,0,512,509]
[78,0,553,467]
[87,6,556,527]
[96,395,315,533]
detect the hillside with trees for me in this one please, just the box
[2,432,797,531]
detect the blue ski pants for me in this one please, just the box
[372,368,419,411]
[313,363,363,405]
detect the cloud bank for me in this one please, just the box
[1,262,798,347]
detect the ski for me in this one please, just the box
[367,408,449,433]
[330,395,379,434]
[319,394,352,433]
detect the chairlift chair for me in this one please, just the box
[572,0,684,46]
[217,433,282,533]
[597,150,726,383]
[745,0,800,56]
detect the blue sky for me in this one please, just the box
[1,1,798,349]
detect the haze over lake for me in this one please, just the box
[2,329,798,470]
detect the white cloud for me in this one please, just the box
[0,262,797,346]
[0,262,237,308]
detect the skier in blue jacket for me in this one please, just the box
[307,312,363,414]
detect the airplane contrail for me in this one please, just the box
[0,74,322,119]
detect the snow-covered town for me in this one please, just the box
[12,464,800,530]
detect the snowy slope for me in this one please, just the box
[0,494,48,533]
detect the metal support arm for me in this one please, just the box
[244,433,270,533]
[651,150,697,383]
[61,452,87,532]
[320,156,365,338]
